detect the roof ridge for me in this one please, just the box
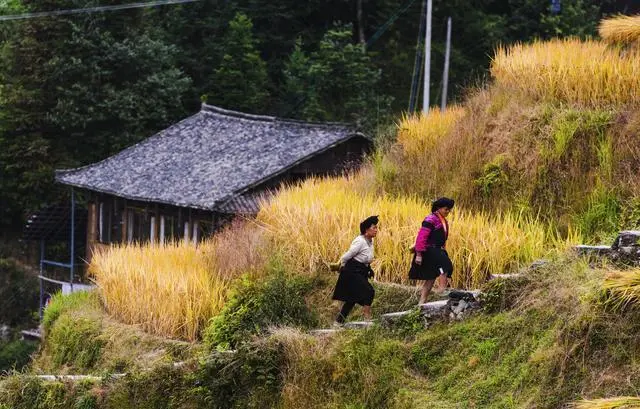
[200,103,355,129]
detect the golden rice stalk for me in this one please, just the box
[396,107,465,156]
[572,396,640,409]
[491,38,640,107]
[602,269,640,310]
[257,177,575,289]
[89,222,266,341]
[89,242,227,341]
[599,14,640,45]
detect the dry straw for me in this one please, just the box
[257,177,575,289]
[572,396,640,409]
[599,14,640,45]
[491,38,640,107]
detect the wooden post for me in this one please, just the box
[86,201,98,264]
[121,202,128,243]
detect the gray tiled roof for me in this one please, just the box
[55,104,368,211]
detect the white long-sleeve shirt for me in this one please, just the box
[340,235,374,265]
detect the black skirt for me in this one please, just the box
[408,247,453,281]
[332,259,375,306]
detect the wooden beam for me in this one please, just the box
[86,201,97,264]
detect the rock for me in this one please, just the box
[448,290,480,302]
[575,244,612,256]
[612,231,640,249]
[419,300,449,319]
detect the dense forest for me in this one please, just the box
[0,0,637,231]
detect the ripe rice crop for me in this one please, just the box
[89,221,267,341]
[602,269,640,311]
[599,14,640,45]
[396,107,464,156]
[257,177,576,289]
[491,39,640,107]
[572,396,640,409]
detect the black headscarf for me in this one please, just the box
[431,197,455,213]
[359,215,379,235]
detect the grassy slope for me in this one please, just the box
[3,256,639,408]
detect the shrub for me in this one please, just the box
[46,314,105,371]
[42,290,99,333]
[0,340,37,372]
[192,337,285,408]
[275,328,408,408]
[203,270,319,350]
[0,258,38,327]
[0,376,98,409]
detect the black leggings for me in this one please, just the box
[337,300,372,323]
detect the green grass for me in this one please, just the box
[3,257,640,408]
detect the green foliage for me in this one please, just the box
[103,364,192,409]
[575,186,621,243]
[207,13,270,113]
[329,329,408,408]
[42,291,99,333]
[388,307,426,339]
[481,275,531,313]
[410,310,560,407]
[203,272,318,350]
[46,314,104,371]
[191,337,285,408]
[0,258,38,327]
[0,377,97,409]
[0,0,191,228]
[0,339,37,372]
[281,24,391,129]
[474,154,510,197]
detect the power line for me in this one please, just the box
[365,0,418,49]
[0,0,200,22]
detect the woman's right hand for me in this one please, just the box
[415,254,422,265]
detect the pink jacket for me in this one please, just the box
[414,213,448,252]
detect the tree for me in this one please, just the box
[207,12,270,113]
[281,24,390,129]
[0,0,192,229]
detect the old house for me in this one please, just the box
[54,103,372,258]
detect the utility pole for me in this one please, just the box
[422,0,432,113]
[441,17,451,111]
[408,0,426,113]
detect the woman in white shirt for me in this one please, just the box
[332,215,379,325]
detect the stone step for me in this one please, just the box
[20,329,42,340]
[343,321,375,329]
[33,374,126,382]
[380,310,413,321]
[575,244,611,256]
[489,273,523,280]
[418,299,448,311]
[310,328,342,336]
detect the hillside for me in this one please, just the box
[2,15,640,409]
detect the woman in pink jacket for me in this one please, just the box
[409,197,454,304]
